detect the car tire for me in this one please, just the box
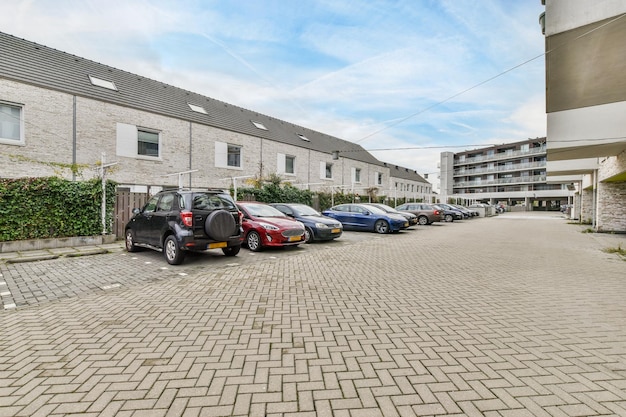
[374,219,390,234]
[125,229,139,252]
[445,214,453,222]
[418,216,429,226]
[304,227,314,243]
[205,210,236,241]
[164,235,185,265]
[222,245,241,256]
[246,231,262,252]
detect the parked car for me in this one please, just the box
[452,204,479,217]
[125,189,244,265]
[395,203,444,225]
[363,203,418,227]
[435,203,466,221]
[322,203,408,233]
[270,203,343,243]
[237,202,305,251]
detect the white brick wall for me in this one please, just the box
[1,78,435,204]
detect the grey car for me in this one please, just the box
[395,203,444,225]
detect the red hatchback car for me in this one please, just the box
[236,202,306,251]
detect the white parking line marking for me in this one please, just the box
[4,304,16,310]
[0,291,11,296]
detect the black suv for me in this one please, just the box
[124,189,243,265]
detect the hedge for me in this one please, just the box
[0,177,117,242]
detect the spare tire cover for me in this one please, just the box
[205,210,237,241]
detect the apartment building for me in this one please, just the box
[0,32,432,206]
[540,0,626,232]
[440,138,572,210]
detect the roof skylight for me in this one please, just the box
[251,121,268,130]
[188,103,208,114]
[297,134,310,142]
[88,75,117,91]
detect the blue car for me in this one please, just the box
[270,203,343,243]
[322,203,408,234]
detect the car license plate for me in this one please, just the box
[289,236,301,242]
[209,242,227,249]
[331,228,341,233]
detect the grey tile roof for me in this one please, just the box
[0,31,426,179]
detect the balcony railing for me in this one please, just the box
[453,175,547,188]
[453,160,546,176]
[455,146,546,165]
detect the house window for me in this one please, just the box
[325,163,333,179]
[88,75,117,91]
[227,145,241,167]
[376,172,383,185]
[285,155,295,174]
[354,168,361,183]
[251,121,267,130]
[137,129,160,157]
[0,102,23,145]
[188,103,207,114]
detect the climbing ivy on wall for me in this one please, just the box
[0,177,117,242]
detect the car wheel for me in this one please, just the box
[304,227,314,243]
[418,216,429,226]
[445,214,453,222]
[125,229,139,252]
[246,231,262,252]
[205,210,236,241]
[164,235,185,265]
[222,245,241,256]
[374,219,390,234]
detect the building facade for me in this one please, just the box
[0,32,433,207]
[540,0,626,232]
[440,138,572,210]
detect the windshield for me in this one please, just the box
[366,205,387,215]
[243,204,286,218]
[292,205,321,216]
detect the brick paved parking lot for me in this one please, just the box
[1,213,625,417]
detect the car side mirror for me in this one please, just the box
[133,208,140,214]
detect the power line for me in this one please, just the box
[351,12,626,146]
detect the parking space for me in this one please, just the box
[1,214,625,417]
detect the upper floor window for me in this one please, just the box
[0,102,24,145]
[215,141,242,169]
[285,155,295,174]
[376,172,383,185]
[137,129,160,157]
[227,145,241,167]
[355,168,361,183]
[116,123,161,160]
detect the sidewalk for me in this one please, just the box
[0,240,126,264]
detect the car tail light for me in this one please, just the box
[434,210,440,215]
[181,211,193,227]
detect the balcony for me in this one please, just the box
[453,174,547,188]
[456,146,546,165]
[453,160,546,176]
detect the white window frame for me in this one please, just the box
[0,102,24,145]
[137,128,160,158]
[215,141,243,169]
[88,75,118,91]
[351,167,361,183]
[376,172,383,186]
[320,161,333,180]
[188,103,207,114]
[285,155,295,175]
[251,121,267,130]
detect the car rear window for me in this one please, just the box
[192,193,236,210]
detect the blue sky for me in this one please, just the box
[1,0,547,182]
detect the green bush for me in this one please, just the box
[0,177,117,241]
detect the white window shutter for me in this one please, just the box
[116,123,137,157]
[320,161,326,179]
[277,153,286,174]
[215,141,227,168]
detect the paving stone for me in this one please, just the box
[0,214,625,416]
